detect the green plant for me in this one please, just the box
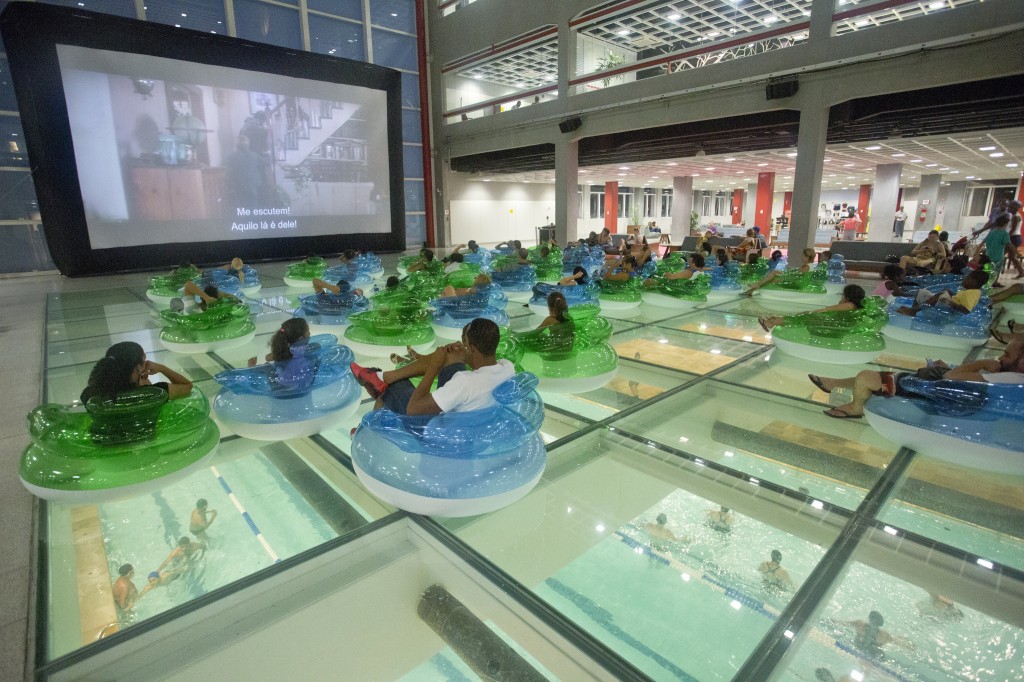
[595,51,625,87]
[690,210,699,233]
[630,204,641,226]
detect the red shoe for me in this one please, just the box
[350,363,387,399]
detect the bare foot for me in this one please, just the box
[406,346,424,360]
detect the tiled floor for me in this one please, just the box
[8,258,1024,681]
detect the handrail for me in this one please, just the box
[97,622,119,640]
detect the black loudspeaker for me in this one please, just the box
[765,76,799,100]
[559,116,582,133]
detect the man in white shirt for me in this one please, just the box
[351,318,515,415]
[893,206,908,239]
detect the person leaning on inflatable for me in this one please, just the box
[350,318,514,416]
[809,336,1024,419]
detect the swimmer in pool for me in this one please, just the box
[190,498,217,539]
[838,610,914,658]
[158,537,205,578]
[644,513,690,551]
[112,563,139,612]
[706,506,734,532]
[917,592,964,623]
[137,570,170,600]
[815,667,856,682]
[757,549,794,591]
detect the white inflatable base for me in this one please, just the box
[999,300,1024,316]
[600,297,641,310]
[504,290,532,303]
[353,462,543,517]
[307,321,350,337]
[537,368,618,394]
[758,289,830,303]
[865,410,1024,476]
[432,323,468,341]
[217,401,359,441]
[241,284,262,296]
[283,276,314,289]
[146,292,176,306]
[344,338,435,358]
[706,289,741,302]
[22,446,219,505]
[772,336,881,365]
[642,293,700,311]
[825,282,845,295]
[160,330,256,354]
[880,325,984,351]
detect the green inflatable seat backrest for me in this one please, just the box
[86,386,168,445]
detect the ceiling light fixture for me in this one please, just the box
[989,152,1004,158]
[864,145,881,151]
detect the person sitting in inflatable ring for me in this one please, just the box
[808,335,1024,419]
[350,318,514,416]
[438,273,492,298]
[178,280,238,312]
[895,269,988,317]
[758,284,866,333]
[81,341,193,403]
[644,253,704,287]
[311,276,364,298]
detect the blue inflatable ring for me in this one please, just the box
[293,291,370,333]
[865,377,1024,475]
[431,294,510,341]
[351,372,547,516]
[881,292,991,350]
[212,335,361,440]
[528,282,601,317]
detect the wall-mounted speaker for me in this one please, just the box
[559,116,582,134]
[766,76,799,100]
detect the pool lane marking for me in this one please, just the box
[211,465,281,564]
[614,529,914,682]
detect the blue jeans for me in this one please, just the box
[381,363,467,414]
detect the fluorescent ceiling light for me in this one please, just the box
[864,145,881,151]
[990,152,1004,158]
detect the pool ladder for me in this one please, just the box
[97,622,119,640]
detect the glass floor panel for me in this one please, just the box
[31,265,1023,679]
[876,457,1024,572]
[778,525,1024,682]
[609,380,901,509]
[663,308,775,345]
[42,436,392,661]
[444,429,844,682]
[704,296,825,318]
[611,326,762,375]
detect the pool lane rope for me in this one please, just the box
[211,465,281,564]
[615,529,914,682]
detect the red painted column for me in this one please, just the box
[605,181,619,233]
[1016,174,1024,203]
[731,188,744,224]
[782,191,793,219]
[754,172,775,232]
[857,184,871,235]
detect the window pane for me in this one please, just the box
[402,145,423,179]
[145,1,226,33]
[38,0,136,19]
[404,180,424,211]
[401,72,421,110]
[308,0,361,20]
[0,60,17,111]
[370,0,415,34]
[0,170,38,219]
[234,0,302,50]
[401,110,422,143]
[0,223,55,273]
[371,29,417,71]
[964,188,988,216]
[0,117,29,167]
[405,212,426,245]
[308,14,365,61]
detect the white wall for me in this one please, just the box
[445,73,518,114]
[447,174,556,244]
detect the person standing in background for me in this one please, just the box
[893,206,908,239]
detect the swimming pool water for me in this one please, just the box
[97,450,336,625]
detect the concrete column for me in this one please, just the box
[754,172,776,232]
[942,181,967,233]
[671,176,694,238]
[743,183,757,225]
[554,136,579,245]
[789,93,829,255]
[604,181,619,232]
[870,163,901,241]
[918,174,942,232]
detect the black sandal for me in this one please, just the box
[1009,320,1018,335]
